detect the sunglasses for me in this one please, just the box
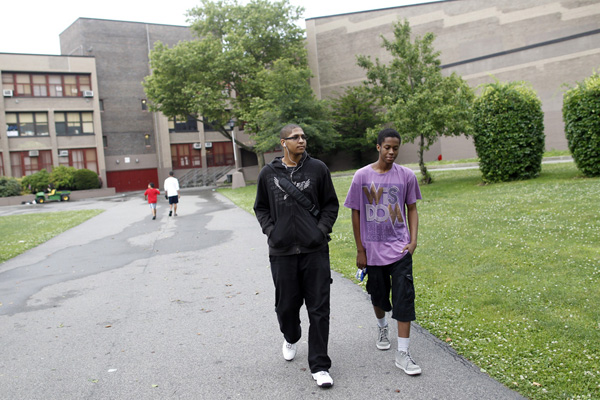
[283,134,307,141]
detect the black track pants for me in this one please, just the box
[269,248,332,373]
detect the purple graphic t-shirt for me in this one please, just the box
[344,164,422,266]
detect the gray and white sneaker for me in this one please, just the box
[376,324,391,350]
[282,340,297,361]
[395,350,422,375]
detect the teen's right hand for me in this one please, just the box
[356,249,367,269]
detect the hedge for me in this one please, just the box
[473,81,545,183]
[562,72,600,177]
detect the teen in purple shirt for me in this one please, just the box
[344,128,422,376]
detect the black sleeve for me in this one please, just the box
[316,166,339,236]
[253,167,275,237]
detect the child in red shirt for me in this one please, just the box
[144,182,161,220]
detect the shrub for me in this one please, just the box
[562,72,600,177]
[49,166,76,190]
[473,81,545,183]
[0,176,22,197]
[21,169,50,193]
[73,169,100,190]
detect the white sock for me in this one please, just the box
[398,337,410,352]
[377,317,387,328]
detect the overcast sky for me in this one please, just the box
[0,0,436,55]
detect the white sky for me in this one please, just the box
[0,0,436,55]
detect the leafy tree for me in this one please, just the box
[242,59,337,158]
[143,0,308,169]
[563,72,600,177]
[330,85,382,167]
[357,19,474,184]
[21,169,50,193]
[473,81,545,183]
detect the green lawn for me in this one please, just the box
[0,210,104,263]
[219,162,599,399]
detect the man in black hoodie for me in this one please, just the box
[254,124,339,388]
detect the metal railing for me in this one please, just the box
[179,165,235,188]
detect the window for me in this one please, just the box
[1,72,92,97]
[0,153,4,177]
[103,135,108,147]
[206,141,234,167]
[168,115,198,132]
[170,144,201,169]
[59,148,98,173]
[144,134,151,147]
[141,99,148,111]
[10,150,52,177]
[55,112,94,135]
[5,113,49,137]
[32,75,48,96]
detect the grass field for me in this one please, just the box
[219,162,599,399]
[0,210,104,263]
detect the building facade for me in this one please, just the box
[59,18,245,192]
[0,53,106,183]
[305,0,600,165]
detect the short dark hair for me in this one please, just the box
[149,182,155,188]
[377,128,402,146]
[169,171,174,176]
[280,124,301,139]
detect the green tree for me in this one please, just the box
[242,59,336,158]
[473,80,545,183]
[563,72,600,177]
[330,85,382,167]
[143,0,307,169]
[357,19,474,184]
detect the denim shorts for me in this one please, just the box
[365,252,416,322]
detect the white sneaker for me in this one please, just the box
[312,371,333,388]
[282,340,297,361]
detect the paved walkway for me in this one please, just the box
[0,188,525,399]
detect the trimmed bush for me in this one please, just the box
[562,72,600,177]
[0,176,22,197]
[73,169,100,190]
[473,81,545,183]
[49,166,76,190]
[21,169,50,193]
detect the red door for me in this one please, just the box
[106,169,159,192]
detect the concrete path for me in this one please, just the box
[0,189,525,399]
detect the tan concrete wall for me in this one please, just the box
[306,0,600,162]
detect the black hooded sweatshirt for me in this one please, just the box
[254,153,339,256]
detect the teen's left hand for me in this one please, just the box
[402,243,417,255]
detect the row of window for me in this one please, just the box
[170,142,234,169]
[5,112,94,137]
[2,73,92,97]
[168,116,235,133]
[0,149,98,178]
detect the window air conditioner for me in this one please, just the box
[59,150,69,157]
[29,150,39,157]
[83,90,94,98]
[3,89,13,97]
[192,143,202,150]
[205,142,212,148]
